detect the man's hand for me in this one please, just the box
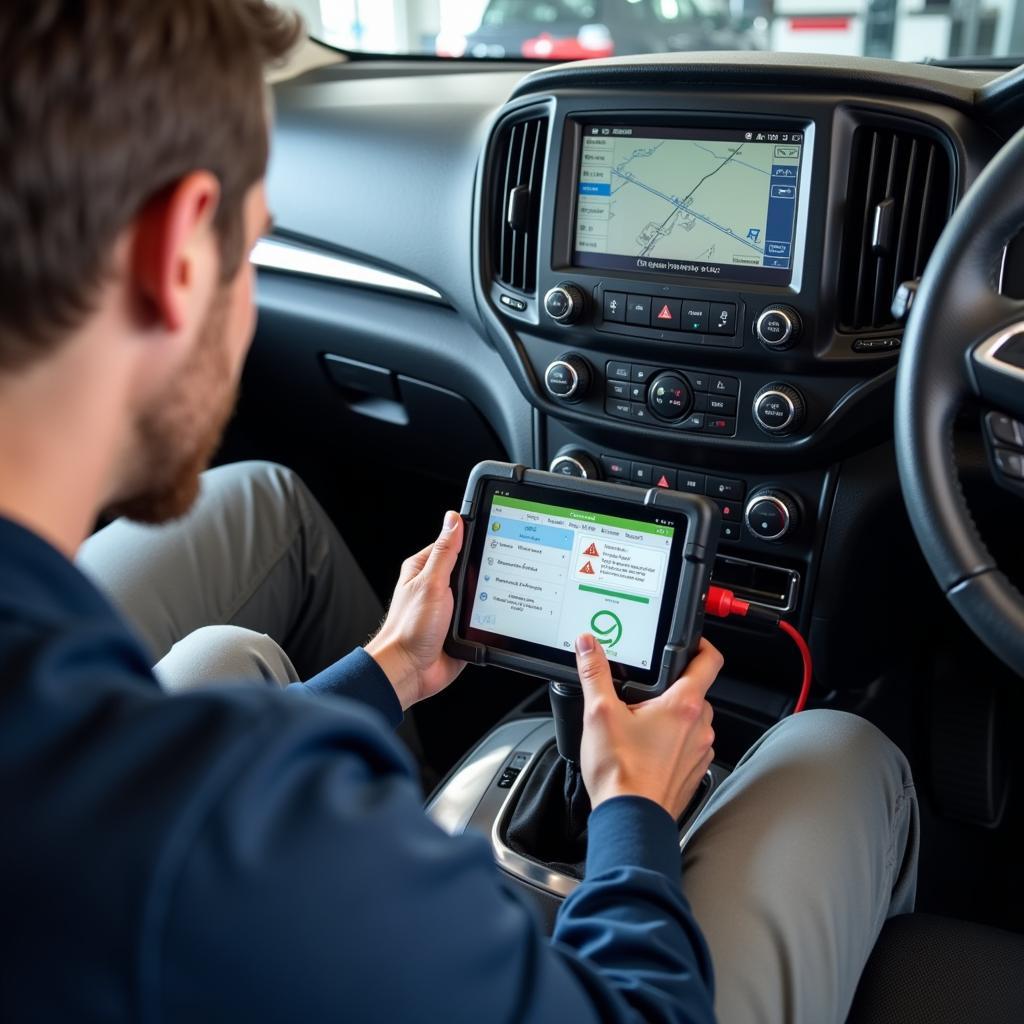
[365,511,467,711]
[576,634,723,821]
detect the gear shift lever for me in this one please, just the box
[503,680,591,877]
[548,680,584,763]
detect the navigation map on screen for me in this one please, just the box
[573,126,804,282]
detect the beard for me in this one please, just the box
[105,286,239,525]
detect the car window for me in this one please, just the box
[280,0,1022,65]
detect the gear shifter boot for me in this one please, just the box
[504,743,591,878]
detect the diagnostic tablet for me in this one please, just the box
[445,462,719,702]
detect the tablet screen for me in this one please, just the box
[458,481,686,674]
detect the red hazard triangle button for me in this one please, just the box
[656,474,670,488]
[653,300,679,327]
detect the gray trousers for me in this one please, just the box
[77,461,918,1024]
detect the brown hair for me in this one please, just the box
[0,0,302,370]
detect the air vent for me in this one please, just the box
[490,114,548,295]
[838,123,953,332]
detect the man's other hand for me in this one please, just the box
[366,511,467,710]
[576,635,723,820]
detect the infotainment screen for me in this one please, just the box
[573,125,806,285]
[462,485,679,672]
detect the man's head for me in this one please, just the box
[0,1,301,524]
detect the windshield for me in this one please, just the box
[281,0,1022,64]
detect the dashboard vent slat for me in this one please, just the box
[490,114,548,295]
[838,123,953,332]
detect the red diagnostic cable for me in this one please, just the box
[705,585,812,714]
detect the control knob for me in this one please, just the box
[744,489,800,542]
[544,283,586,325]
[544,354,591,402]
[647,371,694,422]
[549,450,600,479]
[752,382,805,436]
[755,305,802,350]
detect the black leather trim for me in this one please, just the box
[895,122,1024,676]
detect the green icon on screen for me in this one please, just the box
[590,610,623,648]
[491,521,501,532]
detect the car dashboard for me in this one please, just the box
[249,51,1024,753]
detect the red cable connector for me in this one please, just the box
[705,585,812,714]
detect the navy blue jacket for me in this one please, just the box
[0,515,715,1022]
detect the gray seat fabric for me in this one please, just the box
[847,913,1024,1024]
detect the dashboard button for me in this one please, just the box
[704,416,736,436]
[708,302,737,335]
[704,394,738,416]
[607,361,631,382]
[687,372,710,392]
[709,375,739,397]
[606,398,632,419]
[604,291,627,323]
[681,300,710,333]
[630,462,653,485]
[607,379,630,399]
[676,471,706,493]
[631,363,658,384]
[629,383,647,402]
[652,467,676,490]
[680,413,705,431]
[626,295,652,326]
[986,411,1024,448]
[630,402,652,422]
[601,455,630,480]
[720,522,741,543]
[706,476,745,501]
[652,298,681,329]
[714,499,741,522]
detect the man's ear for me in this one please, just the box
[131,172,221,333]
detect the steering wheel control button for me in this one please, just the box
[647,372,693,422]
[550,452,598,479]
[606,360,631,382]
[745,490,799,542]
[708,375,739,397]
[752,383,805,436]
[986,411,1024,449]
[625,294,652,326]
[993,448,1024,480]
[544,283,585,324]
[755,305,802,350]
[708,302,737,335]
[544,356,590,402]
[603,291,627,323]
[681,301,710,334]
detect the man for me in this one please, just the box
[0,3,918,1022]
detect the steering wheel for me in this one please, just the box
[896,123,1024,677]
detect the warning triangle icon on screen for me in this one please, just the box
[583,542,600,557]
[656,304,673,321]
[579,560,596,575]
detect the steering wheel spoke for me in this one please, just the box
[972,319,1024,422]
